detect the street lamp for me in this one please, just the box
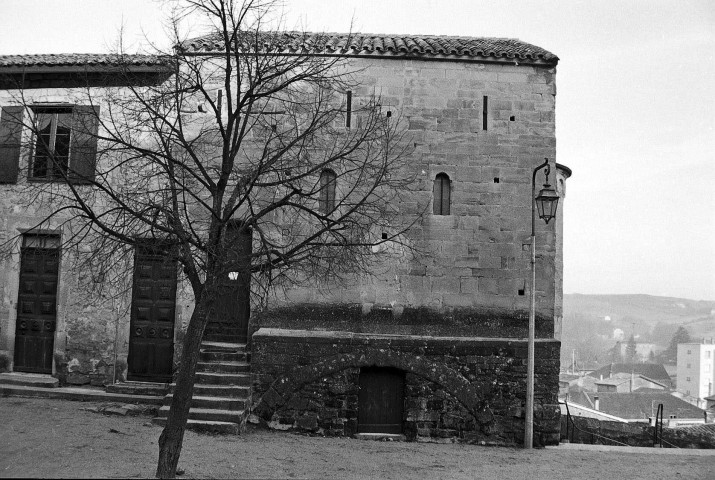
[525,158,560,449]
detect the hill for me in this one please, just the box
[564,294,715,326]
[561,294,715,370]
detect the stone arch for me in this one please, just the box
[252,347,494,424]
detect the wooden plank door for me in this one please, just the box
[204,223,252,344]
[358,367,405,434]
[127,248,177,382]
[14,235,60,374]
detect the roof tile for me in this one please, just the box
[0,53,172,69]
[180,32,558,65]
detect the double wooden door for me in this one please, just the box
[127,248,177,382]
[14,236,60,373]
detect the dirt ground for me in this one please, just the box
[0,397,712,479]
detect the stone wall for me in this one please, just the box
[251,328,561,446]
[562,416,715,449]
[267,58,562,323]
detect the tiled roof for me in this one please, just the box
[673,423,715,436]
[181,32,558,65]
[587,363,672,384]
[584,392,705,420]
[0,54,173,69]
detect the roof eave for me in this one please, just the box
[0,65,174,75]
[180,49,558,67]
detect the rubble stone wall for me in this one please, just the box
[251,328,561,446]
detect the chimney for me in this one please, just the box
[594,396,600,411]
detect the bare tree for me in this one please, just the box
[1,1,418,477]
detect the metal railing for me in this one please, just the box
[652,403,664,447]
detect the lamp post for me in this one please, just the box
[525,158,560,449]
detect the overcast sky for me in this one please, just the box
[1,0,713,301]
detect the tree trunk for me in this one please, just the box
[155,294,211,479]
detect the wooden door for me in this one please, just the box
[127,247,177,382]
[358,367,405,434]
[14,235,60,373]
[204,223,251,344]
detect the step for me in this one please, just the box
[173,383,250,398]
[200,350,247,362]
[151,417,241,434]
[200,341,246,353]
[203,335,247,344]
[195,371,250,386]
[163,394,247,410]
[0,372,59,388]
[157,405,245,423]
[196,361,249,374]
[106,381,168,396]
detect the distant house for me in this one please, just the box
[594,373,668,393]
[613,341,660,362]
[587,363,672,388]
[677,340,715,409]
[566,391,706,426]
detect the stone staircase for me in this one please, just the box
[153,341,251,433]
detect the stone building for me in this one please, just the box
[0,33,570,446]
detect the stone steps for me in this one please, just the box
[151,417,241,434]
[0,372,59,388]
[200,350,247,362]
[195,371,251,385]
[153,340,250,434]
[203,331,245,341]
[156,405,245,423]
[106,381,168,396]
[174,383,250,398]
[196,361,250,374]
[163,394,247,410]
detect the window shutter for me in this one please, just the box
[0,106,24,184]
[69,105,100,183]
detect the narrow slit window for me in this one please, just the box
[319,169,337,214]
[482,96,488,131]
[345,91,352,128]
[433,173,451,216]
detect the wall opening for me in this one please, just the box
[358,366,405,434]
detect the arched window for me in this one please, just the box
[319,169,337,214]
[433,173,451,215]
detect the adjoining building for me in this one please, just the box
[0,32,569,445]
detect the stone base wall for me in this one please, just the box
[251,328,560,446]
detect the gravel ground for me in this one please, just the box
[0,396,712,479]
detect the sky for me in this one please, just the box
[1,0,713,301]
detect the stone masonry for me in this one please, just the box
[0,36,569,444]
